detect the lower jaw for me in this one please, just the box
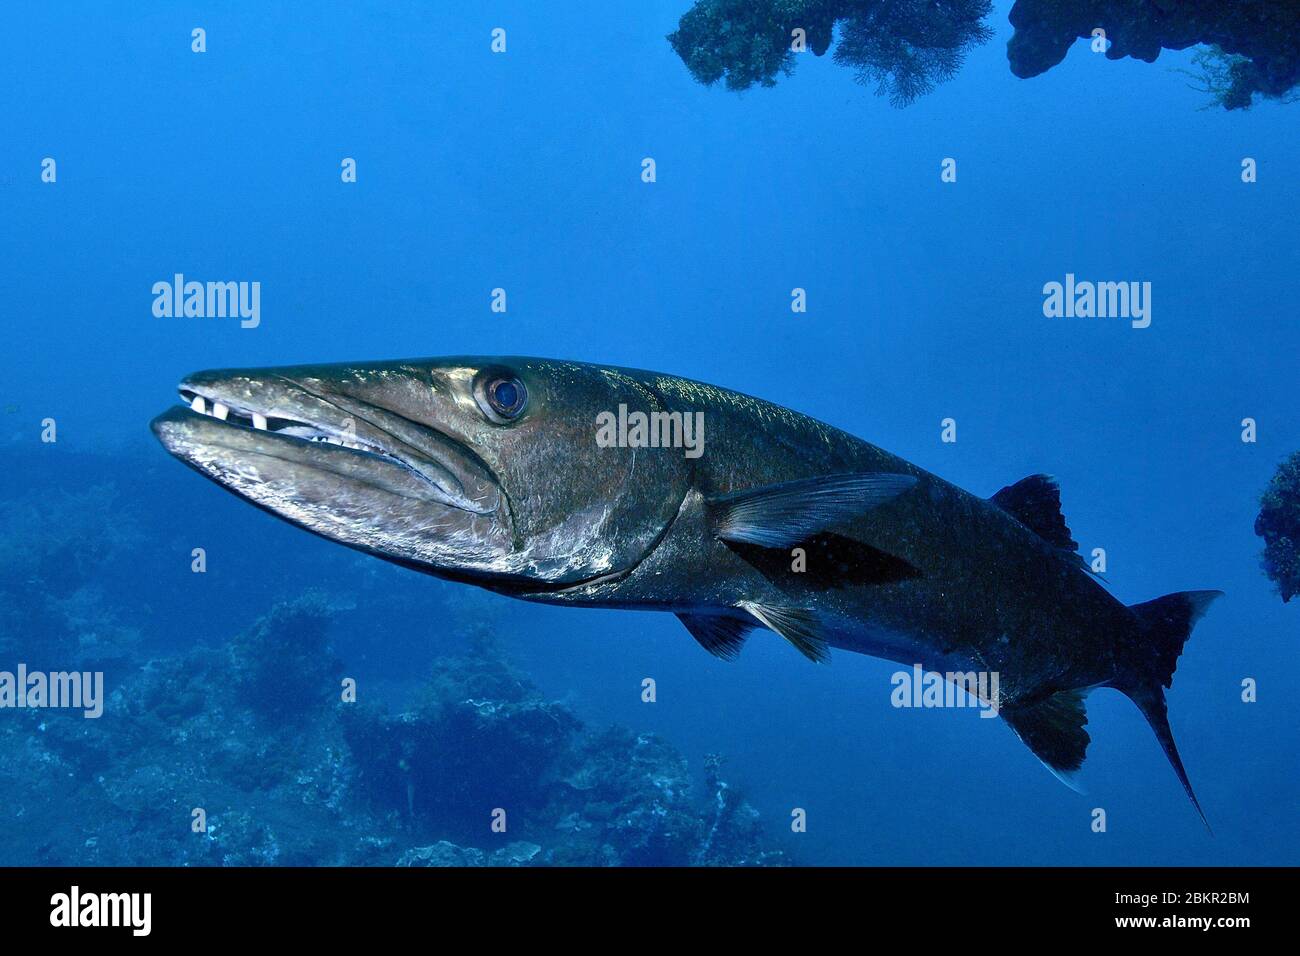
[157,410,466,507]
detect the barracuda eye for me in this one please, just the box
[479,374,528,422]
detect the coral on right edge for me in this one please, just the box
[1256,451,1300,603]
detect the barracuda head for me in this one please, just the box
[150,357,692,593]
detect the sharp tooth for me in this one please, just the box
[213,402,229,421]
[190,396,206,414]
[252,413,268,430]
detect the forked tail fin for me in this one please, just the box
[1116,589,1223,831]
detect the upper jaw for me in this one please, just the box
[154,371,501,516]
[176,384,382,454]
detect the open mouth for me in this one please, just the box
[177,387,402,463]
[162,381,499,516]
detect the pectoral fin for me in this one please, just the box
[709,472,917,549]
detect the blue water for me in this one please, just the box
[2,2,1296,865]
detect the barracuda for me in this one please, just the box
[151,356,1220,825]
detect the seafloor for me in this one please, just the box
[0,448,787,866]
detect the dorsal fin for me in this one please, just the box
[990,474,1078,552]
[709,472,917,549]
[676,612,754,661]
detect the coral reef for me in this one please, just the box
[833,0,994,107]
[228,591,345,717]
[667,0,994,106]
[667,0,1300,109]
[1256,452,1300,603]
[342,632,786,865]
[0,483,144,670]
[0,595,788,866]
[340,635,583,843]
[396,841,542,867]
[1007,0,1300,108]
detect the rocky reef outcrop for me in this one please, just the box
[0,591,788,866]
[1007,1,1300,108]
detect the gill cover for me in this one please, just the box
[445,359,694,586]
